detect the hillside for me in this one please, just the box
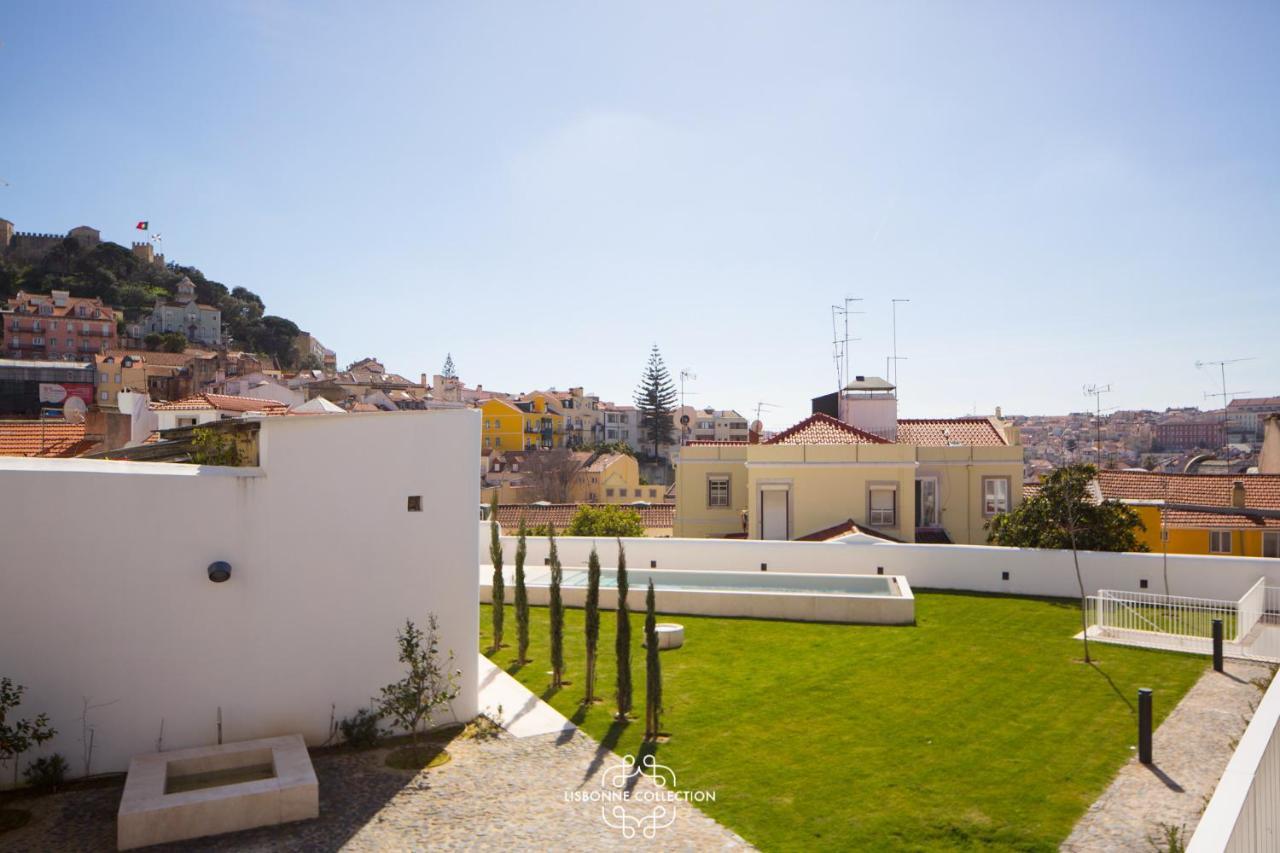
[0,237,309,369]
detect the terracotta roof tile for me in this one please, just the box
[1095,470,1280,529]
[0,421,99,457]
[896,418,1008,446]
[765,413,891,446]
[684,440,749,446]
[152,393,288,413]
[492,503,674,530]
[795,518,902,542]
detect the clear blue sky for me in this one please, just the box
[2,2,1277,429]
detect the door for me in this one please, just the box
[761,489,789,540]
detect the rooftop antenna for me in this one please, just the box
[830,298,863,395]
[679,369,697,445]
[1196,357,1254,445]
[890,298,909,392]
[1083,384,1113,465]
[754,401,779,423]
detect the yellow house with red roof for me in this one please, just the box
[479,394,566,452]
[674,377,1024,543]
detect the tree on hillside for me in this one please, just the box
[159,332,188,353]
[523,449,585,503]
[442,353,457,379]
[633,345,677,459]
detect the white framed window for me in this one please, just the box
[1264,531,1280,559]
[916,477,939,527]
[1210,530,1233,554]
[100,372,108,383]
[32,336,43,345]
[99,391,108,402]
[707,475,731,508]
[869,486,896,527]
[983,477,1010,516]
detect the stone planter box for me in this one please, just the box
[117,734,318,850]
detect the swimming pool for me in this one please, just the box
[481,566,914,625]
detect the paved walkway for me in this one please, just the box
[1062,659,1275,852]
[477,653,577,738]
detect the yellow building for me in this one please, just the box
[674,379,1024,544]
[1095,470,1280,558]
[479,394,567,452]
[94,352,148,411]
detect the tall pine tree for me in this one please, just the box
[644,578,663,739]
[515,518,530,664]
[583,546,601,704]
[633,344,677,459]
[488,496,504,649]
[442,353,457,379]
[615,539,633,719]
[548,524,565,688]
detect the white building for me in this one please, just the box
[142,277,222,347]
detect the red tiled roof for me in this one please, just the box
[0,421,99,457]
[765,413,891,446]
[684,440,749,446]
[5,292,113,321]
[896,418,1009,446]
[152,393,288,413]
[795,518,902,543]
[492,503,674,531]
[1095,470,1280,529]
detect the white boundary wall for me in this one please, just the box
[1,410,480,781]
[1190,672,1280,852]
[487,533,1278,603]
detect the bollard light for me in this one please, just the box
[1138,688,1153,765]
[1212,619,1224,673]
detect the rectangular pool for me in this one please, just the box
[481,566,913,625]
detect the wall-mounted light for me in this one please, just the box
[207,561,232,583]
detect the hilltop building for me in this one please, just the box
[141,277,222,346]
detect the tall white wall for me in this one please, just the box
[1,410,479,782]
[486,532,1278,603]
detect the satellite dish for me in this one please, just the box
[750,419,763,434]
[63,396,87,424]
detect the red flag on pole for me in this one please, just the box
[135,221,148,230]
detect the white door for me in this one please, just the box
[761,490,789,540]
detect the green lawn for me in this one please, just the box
[481,592,1207,852]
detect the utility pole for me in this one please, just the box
[1083,384,1113,466]
[890,298,909,390]
[1196,357,1254,448]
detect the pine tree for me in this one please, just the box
[584,546,601,704]
[515,518,530,664]
[644,579,662,739]
[487,496,504,649]
[615,539,633,718]
[442,353,457,379]
[633,344,677,458]
[548,524,565,688]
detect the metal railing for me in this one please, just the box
[1093,588,1243,643]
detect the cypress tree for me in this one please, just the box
[584,546,601,704]
[644,578,662,739]
[514,518,530,664]
[548,524,564,688]
[488,496,504,649]
[615,539,633,718]
[633,344,678,459]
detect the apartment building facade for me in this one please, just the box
[2,290,119,361]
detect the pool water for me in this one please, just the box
[556,568,896,597]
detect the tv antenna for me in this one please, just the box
[830,298,863,395]
[889,298,909,391]
[754,401,778,423]
[1197,357,1254,442]
[679,369,697,444]
[1083,384,1113,465]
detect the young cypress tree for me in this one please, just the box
[548,524,564,688]
[488,496,504,649]
[644,578,662,739]
[614,539,633,718]
[583,546,601,704]
[514,518,530,664]
[633,344,678,459]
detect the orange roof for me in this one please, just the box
[492,503,674,530]
[152,393,288,413]
[795,518,902,543]
[685,440,749,446]
[1095,470,1280,529]
[6,291,113,321]
[896,418,1008,446]
[765,413,891,446]
[0,421,99,457]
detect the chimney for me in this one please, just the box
[1232,481,1246,509]
[420,373,428,387]
[837,375,898,441]
[1260,414,1280,475]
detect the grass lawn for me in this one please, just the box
[480,591,1207,852]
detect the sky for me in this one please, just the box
[2,1,1277,430]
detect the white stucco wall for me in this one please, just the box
[487,532,1278,603]
[1,410,479,782]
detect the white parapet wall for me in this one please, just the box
[0,410,480,782]
[482,531,1279,603]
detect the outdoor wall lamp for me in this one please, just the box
[207,561,232,583]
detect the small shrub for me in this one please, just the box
[1148,822,1187,853]
[23,754,69,791]
[338,708,384,748]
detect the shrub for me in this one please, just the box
[23,754,68,791]
[338,708,384,748]
[566,504,645,537]
[377,616,461,751]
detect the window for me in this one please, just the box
[708,475,730,508]
[115,373,121,383]
[102,323,110,335]
[32,336,43,345]
[915,478,939,527]
[495,437,502,447]
[1264,531,1280,559]
[983,477,1010,516]
[606,488,614,497]
[49,321,57,331]
[1210,531,1233,554]
[99,391,108,402]
[100,372,109,383]
[869,487,896,527]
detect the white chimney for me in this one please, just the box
[1260,414,1280,475]
[838,375,898,441]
